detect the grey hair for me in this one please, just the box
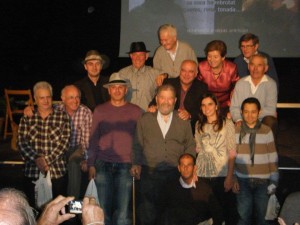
[158,24,177,37]
[0,188,36,225]
[249,53,268,66]
[156,84,176,98]
[61,84,81,98]
[33,81,53,97]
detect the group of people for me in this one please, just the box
[11,23,282,225]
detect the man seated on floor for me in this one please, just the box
[158,153,224,225]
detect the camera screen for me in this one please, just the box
[68,200,82,214]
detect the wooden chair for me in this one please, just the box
[4,89,34,140]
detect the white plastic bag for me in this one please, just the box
[265,194,280,220]
[34,171,53,208]
[84,178,99,205]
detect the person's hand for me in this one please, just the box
[226,112,231,119]
[278,217,287,225]
[224,175,234,192]
[232,180,240,194]
[81,160,88,172]
[147,105,157,113]
[82,197,104,225]
[267,184,277,195]
[155,73,167,87]
[37,195,75,225]
[178,109,191,121]
[35,156,49,174]
[89,166,96,180]
[130,165,142,180]
[24,106,34,117]
[235,120,242,127]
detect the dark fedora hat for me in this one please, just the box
[127,42,150,54]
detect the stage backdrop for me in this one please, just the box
[120,0,300,57]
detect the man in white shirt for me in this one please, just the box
[230,53,278,138]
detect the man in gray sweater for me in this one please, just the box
[131,84,196,225]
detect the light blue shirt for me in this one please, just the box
[157,111,173,138]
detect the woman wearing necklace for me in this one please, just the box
[195,93,238,225]
[198,40,239,117]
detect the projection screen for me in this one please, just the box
[120,0,300,57]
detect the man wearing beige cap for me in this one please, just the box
[88,73,143,225]
[75,50,109,111]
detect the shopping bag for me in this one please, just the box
[84,178,99,205]
[265,194,280,220]
[34,171,53,208]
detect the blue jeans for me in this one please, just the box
[236,177,270,225]
[95,160,132,225]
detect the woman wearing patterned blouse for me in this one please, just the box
[195,93,238,225]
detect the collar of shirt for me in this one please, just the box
[157,111,173,138]
[167,41,179,61]
[243,51,258,64]
[179,176,196,189]
[245,75,269,94]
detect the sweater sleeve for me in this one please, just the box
[230,82,242,122]
[259,79,277,119]
[87,109,101,167]
[266,130,279,185]
[184,122,196,157]
[132,118,144,165]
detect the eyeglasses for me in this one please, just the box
[240,45,255,49]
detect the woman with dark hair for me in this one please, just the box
[195,93,238,224]
[198,40,239,117]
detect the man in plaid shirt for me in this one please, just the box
[58,85,92,198]
[18,81,71,208]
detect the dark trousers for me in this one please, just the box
[137,166,180,225]
[200,177,239,225]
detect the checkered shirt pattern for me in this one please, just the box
[57,103,92,151]
[18,110,71,179]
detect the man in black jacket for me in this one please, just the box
[149,59,208,133]
[74,50,109,111]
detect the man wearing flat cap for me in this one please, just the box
[118,42,167,111]
[75,50,109,111]
[88,73,143,225]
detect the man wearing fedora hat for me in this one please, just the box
[75,50,109,111]
[88,73,143,225]
[118,42,167,111]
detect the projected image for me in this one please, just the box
[120,0,299,57]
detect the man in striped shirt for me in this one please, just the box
[18,81,71,208]
[233,97,278,225]
[59,85,92,198]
